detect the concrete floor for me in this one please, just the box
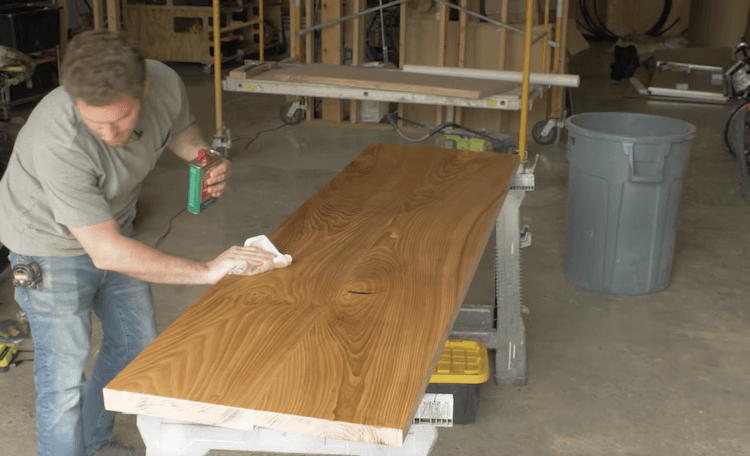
[1,44,749,456]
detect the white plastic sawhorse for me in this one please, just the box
[137,415,439,456]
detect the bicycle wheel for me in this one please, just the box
[724,99,750,203]
[722,100,750,161]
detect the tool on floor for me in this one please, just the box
[187,148,222,214]
[0,343,17,372]
[386,113,516,154]
[12,261,42,290]
[0,311,30,344]
[229,235,293,275]
[439,134,495,152]
[0,343,33,372]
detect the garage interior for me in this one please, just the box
[1,0,749,455]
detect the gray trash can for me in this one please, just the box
[564,112,697,296]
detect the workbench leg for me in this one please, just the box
[494,189,527,386]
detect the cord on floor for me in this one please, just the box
[155,208,188,248]
[153,124,287,248]
[234,123,288,153]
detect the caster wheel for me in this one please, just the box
[532,120,558,146]
[279,102,304,125]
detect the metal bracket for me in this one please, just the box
[520,225,531,249]
[510,154,538,191]
[212,125,232,158]
[540,118,564,137]
[288,100,307,116]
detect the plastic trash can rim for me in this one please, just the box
[565,112,697,143]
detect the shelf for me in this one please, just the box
[1,50,57,73]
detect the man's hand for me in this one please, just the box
[168,123,230,198]
[205,157,231,198]
[205,244,290,284]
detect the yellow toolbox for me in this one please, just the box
[427,340,489,424]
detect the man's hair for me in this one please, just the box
[62,30,146,106]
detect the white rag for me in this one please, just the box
[229,235,293,275]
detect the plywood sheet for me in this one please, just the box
[103,144,518,446]
[123,7,212,64]
[264,63,517,99]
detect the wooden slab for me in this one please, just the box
[228,62,278,79]
[264,63,517,99]
[103,144,519,446]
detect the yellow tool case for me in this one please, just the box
[427,339,490,425]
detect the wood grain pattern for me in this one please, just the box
[104,144,518,446]
[265,63,516,99]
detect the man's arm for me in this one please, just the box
[168,122,231,198]
[68,219,279,285]
[168,122,210,162]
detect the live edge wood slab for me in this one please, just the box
[103,144,519,447]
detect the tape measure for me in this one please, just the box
[12,261,42,290]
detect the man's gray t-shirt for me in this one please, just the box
[0,60,196,257]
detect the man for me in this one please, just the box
[0,31,286,456]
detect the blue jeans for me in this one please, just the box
[10,250,158,456]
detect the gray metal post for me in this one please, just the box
[450,188,528,386]
[493,189,527,386]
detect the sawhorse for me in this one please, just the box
[137,415,439,456]
[452,166,534,386]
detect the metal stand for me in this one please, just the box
[224,64,540,113]
[136,415,439,456]
[451,159,536,386]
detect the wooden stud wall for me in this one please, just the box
[54,0,68,57]
[107,0,122,30]
[298,0,569,133]
[305,0,314,121]
[350,0,366,124]
[321,0,343,122]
